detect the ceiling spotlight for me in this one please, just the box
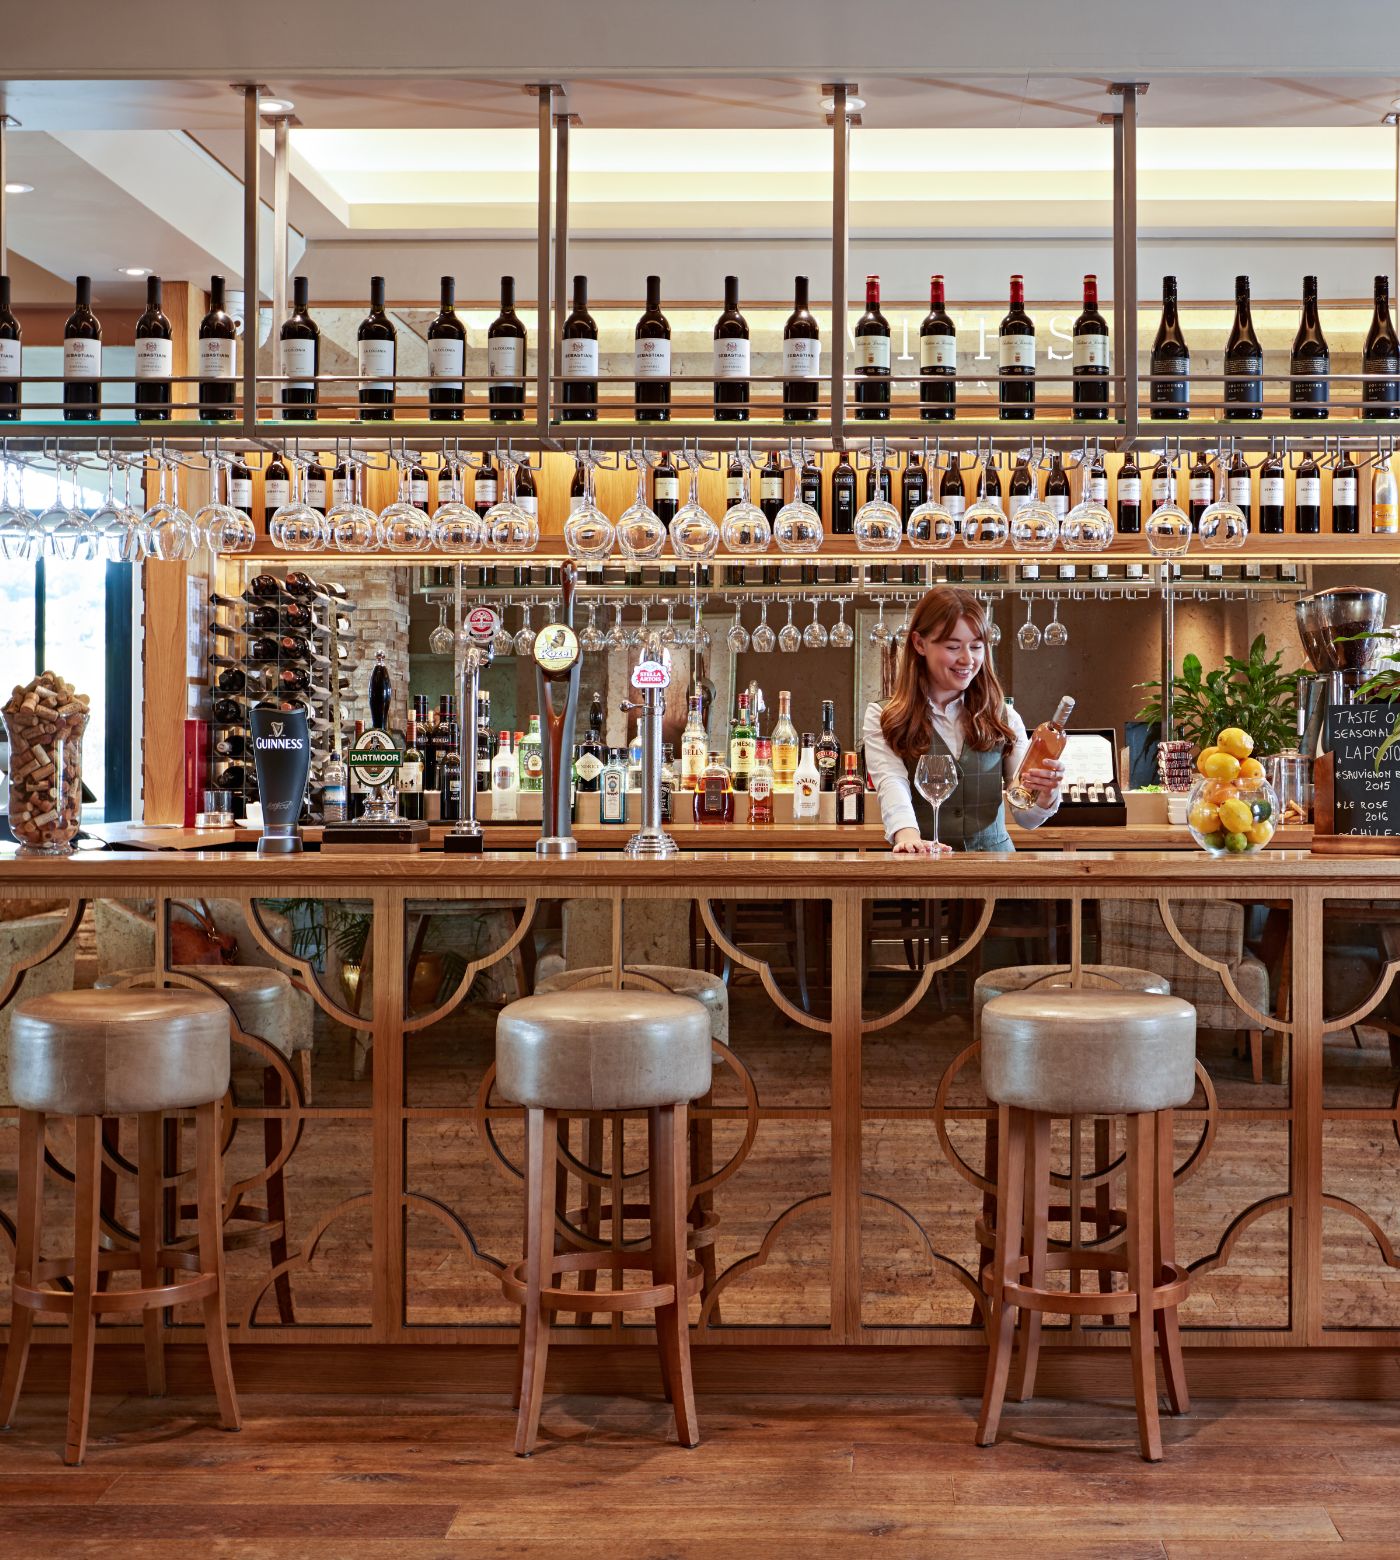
[820,93,866,113]
[260,98,295,114]
[118,266,153,277]
[4,182,33,194]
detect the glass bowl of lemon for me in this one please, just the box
[1185,726,1278,856]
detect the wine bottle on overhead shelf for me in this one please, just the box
[919,274,956,421]
[474,451,499,519]
[134,274,173,421]
[782,274,820,422]
[853,273,891,421]
[560,273,599,422]
[1290,274,1329,420]
[634,273,671,421]
[1226,448,1253,526]
[901,451,928,521]
[1187,450,1212,530]
[652,450,679,524]
[408,461,430,512]
[1295,450,1321,535]
[487,275,526,423]
[198,275,238,421]
[514,459,536,519]
[1044,452,1069,521]
[1258,447,1286,533]
[831,448,857,535]
[1332,447,1359,534]
[1150,452,1174,513]
[1150,274,1190,419]
[799,458,822,516]
[1116,453,1141,534]
[940,460,966,532]
[1071,273,1109,421]
[263,452,292,522]
[998,274,1034,420]
[357,275,396,421]
[1363,274,1400,420]
[1008,457,1035,517]
[0,276,21,421]
[713,274,750,421]
[1224,274,1262,420]
[759,449,784,522]
[1084,450,1108,508]
[63,275,102,422]
[280,276,319,420]
[427,275,466,421]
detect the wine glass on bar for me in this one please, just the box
[913,753,959,853]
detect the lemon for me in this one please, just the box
[1202,750,1242,783]
[1189,802,1220,834]
[1195,744,1221,776]
[1237,757,1266,789]
[1218,798,1254,835]
[1248,819,1275,846]
[1217,727,1255,761]
[1223,831,1251,853]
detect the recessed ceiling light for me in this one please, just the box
[820,93,865,113]
[118,266,152,277]
[260,98,295,114]
[4,182,33,194]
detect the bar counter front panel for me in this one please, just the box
[1,849,1397,1377]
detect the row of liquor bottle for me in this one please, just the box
[16,268,1400,424]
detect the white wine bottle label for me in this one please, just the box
[282,338,316,391]
[1189,476,1213,502]
[265,478,291,510]
[783,337,821,378]
[654,476,679,502]
[1072,334,1110,369]
[999,335,1035,370]
[305,476,328,509]
[920,334,956,370]
[0,339,19,377]
[855,334,891,370]
[1086,476,1108,503]
[1152,477,1174,504]
[726,477,743,503]
[761,475,784,502]
[561,338,598,378]
[1375,503,1399,534]
[944,494,966,519]
[358,338,395,393]
[1296,477,1322,507]
[1227,476,1252,507]
[516,494,537,517]
[634,338,671,379]
[488,338,523,381]
[399,760,423,792]
[331,478,353,507]
[1259,476,1285,508]
[199,337,236,378]
[1047,493,1068,519]
[410,478,430,505]
[64,338,101,379]
[229,476,253,509]
[1117,477,1141,502]
[134,338,173,379]
[475,478,498,506]
[428,336,465,382]
[1333,476,1357,506]
[713,338,751,379]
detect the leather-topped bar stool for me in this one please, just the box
[0,988,241,1465]
[97,965,300,1323]
[970,964,1170,1317]
[496,988,712,1456]
[532,964,728,1318]
[976,989,1196,1462]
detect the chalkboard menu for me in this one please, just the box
[1326,704,1400,836]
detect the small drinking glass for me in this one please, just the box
[914,753,959,852]
[726,601,750,653]
[802,600,828,649]
[829,598,855,649]
[1016,599,1042,651]
[1044,598,1069,648]
[751,600,776,653]
[778,599,801,653]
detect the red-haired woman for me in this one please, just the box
[862,586,1063,854]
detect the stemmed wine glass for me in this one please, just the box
[1044,598,1069,648]
[429,601,455,656]
[604,601,628,651]
[751,599,776,653]
[869,599,890,645]
[490,606,516,657]
[777,598,801,653]
[659,601,679,648]
[829,597,855,650]
[726,600,750,653]
[914,753,959,853]
[579,601,606,655]
[0,462,37,561]
[513,600,538,657]
[626,601,649,650]
[802,599,828,649]
[1016,599,1041,651]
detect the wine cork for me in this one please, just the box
[2,669,90,852]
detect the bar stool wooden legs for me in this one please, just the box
[975,989,1197,1462]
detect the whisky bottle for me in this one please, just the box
[1005,694,1074,811]
[729,692,755,792]
[680,693,707,790]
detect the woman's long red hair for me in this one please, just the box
[879,586,1015,762]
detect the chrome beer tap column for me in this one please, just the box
[448,609,497,854]
[622,631,678,859]
[534,561,582,858]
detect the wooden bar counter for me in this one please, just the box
[1,845,1397,1398]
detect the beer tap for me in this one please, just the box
[533,561,583,857]
[451,626,495,852]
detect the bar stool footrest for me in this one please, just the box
[985,1253,1191,1318]
[562,1202,719,1254]
[14,1248,218,1316]
[502,1250,704,1313]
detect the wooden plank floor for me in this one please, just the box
[3,1391,1400,1556]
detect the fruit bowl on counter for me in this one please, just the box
[1184,727,1279,857]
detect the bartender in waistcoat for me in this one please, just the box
[862,586,1063,854]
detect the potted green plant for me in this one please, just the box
[1136,634,1303,756]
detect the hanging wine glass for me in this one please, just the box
[1145,502,1192,558]
[906,500,956,551]
[429,601,456,656]
[985,603,1003,648]
[750,599,776,653]
[378,464,431,553]
[617,463,667,561]
[490,605,516,657]
[328,462,379,552]
[626,600,649,650]
[669,477,720,562]
[829,597,855,650]
[720,496,771,555]
[962,496,1010,550]
[563,464,616,561]
[486,461,539,553]
[1061,500,1114,553]
[604,601,628,651]
[778,598,801,653]
[1016,598,1042,651]
[659,601,680,648]
[773,497,824,554]
[853,495,902,553]
[893,600,912,650]
[1009,499,1060,554]
[0,463,37,561]
[802,599,828,649]
[48,461,96,563]
[197,461,254,556]
[146,460,199,562]
[579,601,606,655]
[1199,499,1248,550]
[1044,598,1069,648]
[869,599,891,645]
[430,461,483,553]
[513,600,538,657]
[267,460,324,555]
[726,600,750,653]
[90,459,136,561]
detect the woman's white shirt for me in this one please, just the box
[861,697,1061,843]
